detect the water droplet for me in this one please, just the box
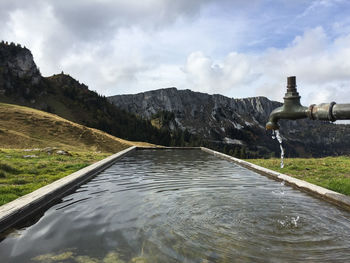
[277,216,300,228]
[291,216,300,227]
[277,219,286,227]
[271,130,276,139]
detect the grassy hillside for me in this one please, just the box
[248,157,350,196]
[1,71,172,146]
[0,102,153,152]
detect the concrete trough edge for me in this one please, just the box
[137,146,201,150]
[0,146,137,233]
[201,147,350,211]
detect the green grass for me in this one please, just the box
[0,149,110,206]
[247,156,350,196]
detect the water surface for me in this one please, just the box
[1,149,350,262]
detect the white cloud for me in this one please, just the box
[1,0,350,107]
[259,27,350,104]
[1,3,57,68]
[183,51,255,96]
[182,26,350,105]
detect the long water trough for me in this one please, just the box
[1,148,350,262]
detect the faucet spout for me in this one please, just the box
[266,105,308,130]
[266,76,308,130]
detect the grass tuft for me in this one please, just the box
[0,162,18,174]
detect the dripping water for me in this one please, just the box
[272,130,285,168]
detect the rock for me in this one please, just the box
[130,256,148,263]
[103,251,126,263]
[41,147,56,154]
[23,148,40,152]
[56,150,71,156]
[75,255,99,263]
[0,42,42,95]
[32,251,74,262]
[23,155,38,158]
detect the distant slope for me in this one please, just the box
[0,103,154,153]
[0,41,171,146]
[109,88,350,158]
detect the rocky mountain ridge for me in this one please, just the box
[110,88,277,135]
[109,88,350,157]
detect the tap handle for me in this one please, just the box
[284,76,300,99]
[287,76,296,92]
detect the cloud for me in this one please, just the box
[298,0,344,18]
[182,26,350,105]
[1,0,350,107]
[258,27,350,103]
[1,3,61,68]
[41,0,214,41]
[183,51,256,95]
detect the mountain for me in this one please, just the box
[108,88,350,158]
[0,41,171,146]
[2,41,350,158]
[0,103,153,153]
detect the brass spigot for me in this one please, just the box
[266,76,350,130]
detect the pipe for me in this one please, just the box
[333,104,350,120]
[266,76,350,130]
[308,102,350,121]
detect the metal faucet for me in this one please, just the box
[266,76,350,130]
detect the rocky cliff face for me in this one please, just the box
[0,42,42,98]
[110,88,277,134]
[109,88,350,157]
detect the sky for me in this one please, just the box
[1,0,350,106]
